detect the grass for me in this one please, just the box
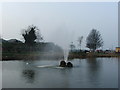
[68,52,120,59]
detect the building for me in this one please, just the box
[116,47,120,53]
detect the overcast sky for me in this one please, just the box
[1,2,118,50]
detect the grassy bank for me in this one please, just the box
[2,40,64,61]
[68,52,120,59]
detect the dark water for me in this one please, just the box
[2,58,118,88]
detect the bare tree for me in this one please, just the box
[70,42,76,51]
[78,36,83,50]
[86,29,103,51]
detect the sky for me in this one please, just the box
[1,2,118,50]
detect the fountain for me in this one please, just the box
[59,60,66,67]
[59,49,73,67]
[64,49,69,62]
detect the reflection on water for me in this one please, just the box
[86,58,101,75]
[2,58,118,88]
[22,70,35,83]
[86,58,101,86]
[0,62,2,89]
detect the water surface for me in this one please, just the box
[2,58,118,88]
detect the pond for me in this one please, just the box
[2,58,119,88]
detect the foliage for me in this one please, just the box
[86,29,103,51]
[2,39,64,60]
[22,25,43,45]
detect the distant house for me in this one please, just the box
[116,47,120,53]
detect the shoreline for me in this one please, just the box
[1,52,120,61]
[68,52,120,59]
